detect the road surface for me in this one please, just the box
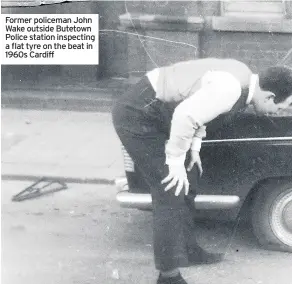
[2,181,291,284]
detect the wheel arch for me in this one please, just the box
[238,176,292,222]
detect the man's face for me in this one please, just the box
[253,90,292,116]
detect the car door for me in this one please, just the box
[197,106,292,202]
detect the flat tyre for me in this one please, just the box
[251,180,292,253]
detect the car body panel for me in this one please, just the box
[199,112,292,199]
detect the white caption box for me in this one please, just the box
[1,14,99,65]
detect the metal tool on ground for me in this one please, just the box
[11,177,68,202]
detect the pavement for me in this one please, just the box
[1,107,125,184]
[1,76,137,112]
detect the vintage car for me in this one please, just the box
[115,106,292,253]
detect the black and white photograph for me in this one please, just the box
[1,1,292,284]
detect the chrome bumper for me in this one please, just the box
[115,178,240,210]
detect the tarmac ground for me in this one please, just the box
[2,180,292,284]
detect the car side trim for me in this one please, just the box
[203,136,292,145]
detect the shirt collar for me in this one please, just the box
[246,74,259,105]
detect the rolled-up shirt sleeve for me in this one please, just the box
[191,126,207,152]
[165,71,242,166]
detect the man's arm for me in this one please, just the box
[165,71,242,169]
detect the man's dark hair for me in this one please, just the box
[259,65,292,103]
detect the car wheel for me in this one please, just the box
[251,180,292,253]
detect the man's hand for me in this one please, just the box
[162,164,189,196]
[187,150,203,176]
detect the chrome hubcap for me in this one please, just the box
[283,201,292,232]
[270,188,292,247]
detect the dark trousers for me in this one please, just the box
[112,77,202,271]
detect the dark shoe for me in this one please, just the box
[157,273,188,284]
[188,246,224,265]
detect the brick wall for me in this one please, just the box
[122,1,292,76]
[124,1,199,17]
[201,31,292,72]
[2,1,292,90]
[124,27,201,76]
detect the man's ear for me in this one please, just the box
[255,88,275,103]
[265,92,276,102]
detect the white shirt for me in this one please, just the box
[147,69,257,166]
